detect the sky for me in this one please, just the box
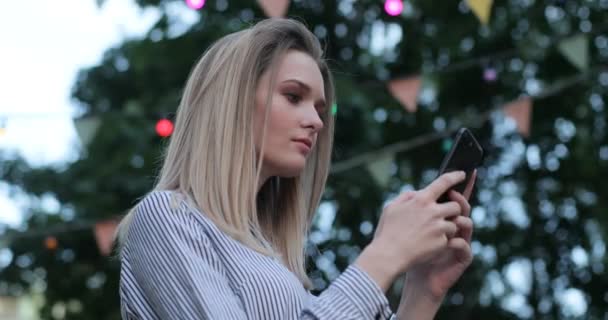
[0,0,160,226]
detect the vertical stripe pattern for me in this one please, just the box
[120,190,396,319]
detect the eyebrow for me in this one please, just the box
[282,79,327,109]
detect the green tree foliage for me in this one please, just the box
[1,0,608,318]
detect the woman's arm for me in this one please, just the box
[396,285,443,320]
[356,244,445,320]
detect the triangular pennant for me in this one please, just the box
[367,153,394,188]
[388,76,421,112]
[74,116,101,147]
[558,34,589,71]
[0,296,18,319]
[257,0,289,18]
[504,97,532,137]
[466,0,493,25]
[94,219,119,256]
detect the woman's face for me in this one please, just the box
[254,50,326,182]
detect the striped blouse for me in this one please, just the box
[119,190,396,319]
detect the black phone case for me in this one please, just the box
[437,128,484,203]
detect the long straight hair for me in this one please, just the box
[115,18,335,289]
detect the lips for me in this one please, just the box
[293,138,312,149]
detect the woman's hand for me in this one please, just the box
[355,171,468,291]
[402,170,477,302]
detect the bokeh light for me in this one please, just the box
[384,0,404,16]
[185,0,205,10]
[155,119,174,137]
[45,236,58,250]
[484,68,498,82]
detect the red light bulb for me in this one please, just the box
[156,119,174,137]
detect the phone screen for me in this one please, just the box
[437,128,484,202]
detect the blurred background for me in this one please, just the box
[1,0,607,319]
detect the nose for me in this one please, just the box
[302,104,324,132]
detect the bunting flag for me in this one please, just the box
[0,296,17,319]
[257,0,289,18]
[74,116,101,147]
[466,0,493,25]
[503,97,532,137]
[94,220,119,256]
[388,76,421,112]
[558,34,589,71]
[367,153,394,188]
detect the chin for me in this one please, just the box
[278,166,306,177]
[274,159,307,178]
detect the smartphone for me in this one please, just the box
[436,128,484,203]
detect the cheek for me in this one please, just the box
[253,104,282,155]
[269,101,298,135]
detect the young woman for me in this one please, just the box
[115,18,476,320]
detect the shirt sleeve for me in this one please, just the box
[302,266,395,320]
[126,191,395,319]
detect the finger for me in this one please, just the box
[435,201,462,219]
[442,220,458,239]
[448,190,471,217]
[423,171,466,201]
[463,169,477,200]
[384,191,416,211]
[453,216,474,242]
[393,190,416,203]
[447,237,473,265]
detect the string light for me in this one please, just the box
[483,67,497,82]
[155,118,174,137]
[45,236,58,250]
[185,0,205,10]
[384,0,404,16]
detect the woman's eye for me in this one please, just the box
[285,93,301,104]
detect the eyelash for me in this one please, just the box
[285,93,302,104]
[285,93,326,121]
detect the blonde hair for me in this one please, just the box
[114,18,335,289]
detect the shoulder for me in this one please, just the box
[134,190,188,224]
[136,190,187,214]
[129,190,208,240]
